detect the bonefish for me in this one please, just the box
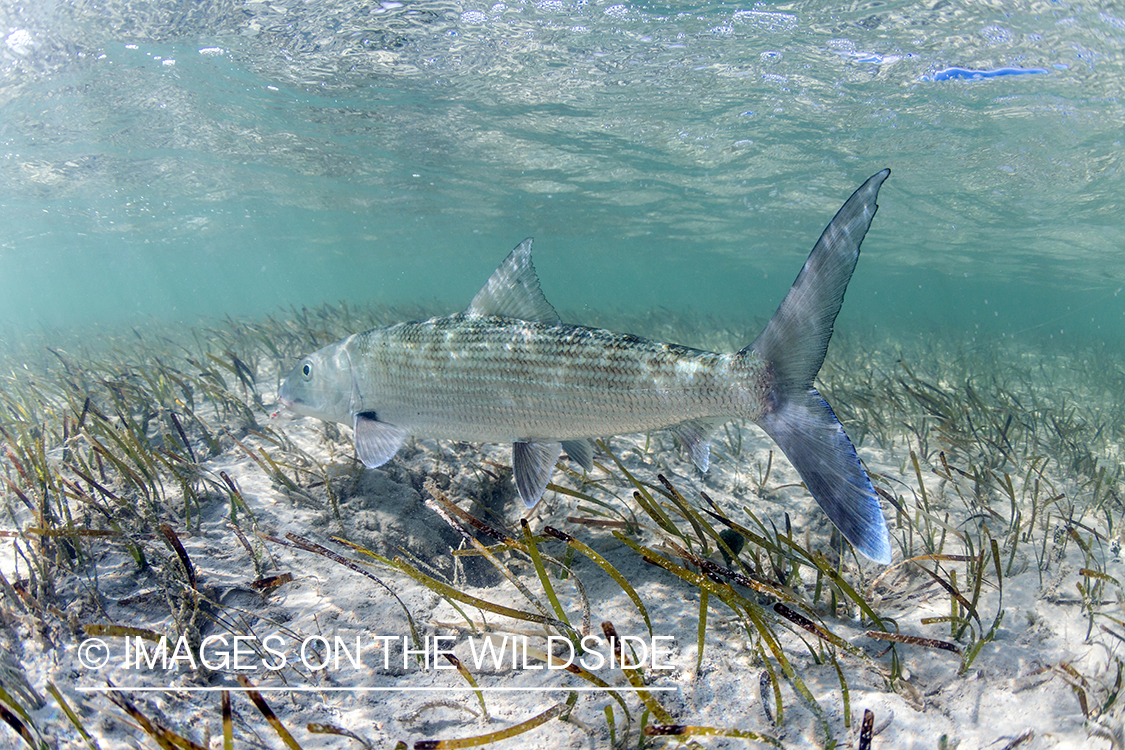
[279,170,892,563]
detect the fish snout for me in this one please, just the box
[276,379,296,410]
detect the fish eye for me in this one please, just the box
[301,361,313,379]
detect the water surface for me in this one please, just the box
[1,0,1122,348]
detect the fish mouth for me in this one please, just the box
[277,379,296,410]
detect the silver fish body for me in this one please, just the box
[280,170,894,563]
[338,316,769,443]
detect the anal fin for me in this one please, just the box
[513,441,562,508]
[671,419,717,472]
[353,412,407,468]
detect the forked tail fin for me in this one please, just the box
[746,169,892,564]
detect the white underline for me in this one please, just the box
[77,686,676,693]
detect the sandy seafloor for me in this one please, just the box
[2,343,1123,750]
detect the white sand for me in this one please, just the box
[2,382,1122,749]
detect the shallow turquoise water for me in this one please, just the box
[1,0,1122,348]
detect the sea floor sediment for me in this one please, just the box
[1,306,1122,749]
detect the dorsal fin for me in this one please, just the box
[466,238,561,324]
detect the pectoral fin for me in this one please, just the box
[353,412,407,468]
[512,441,562,508]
